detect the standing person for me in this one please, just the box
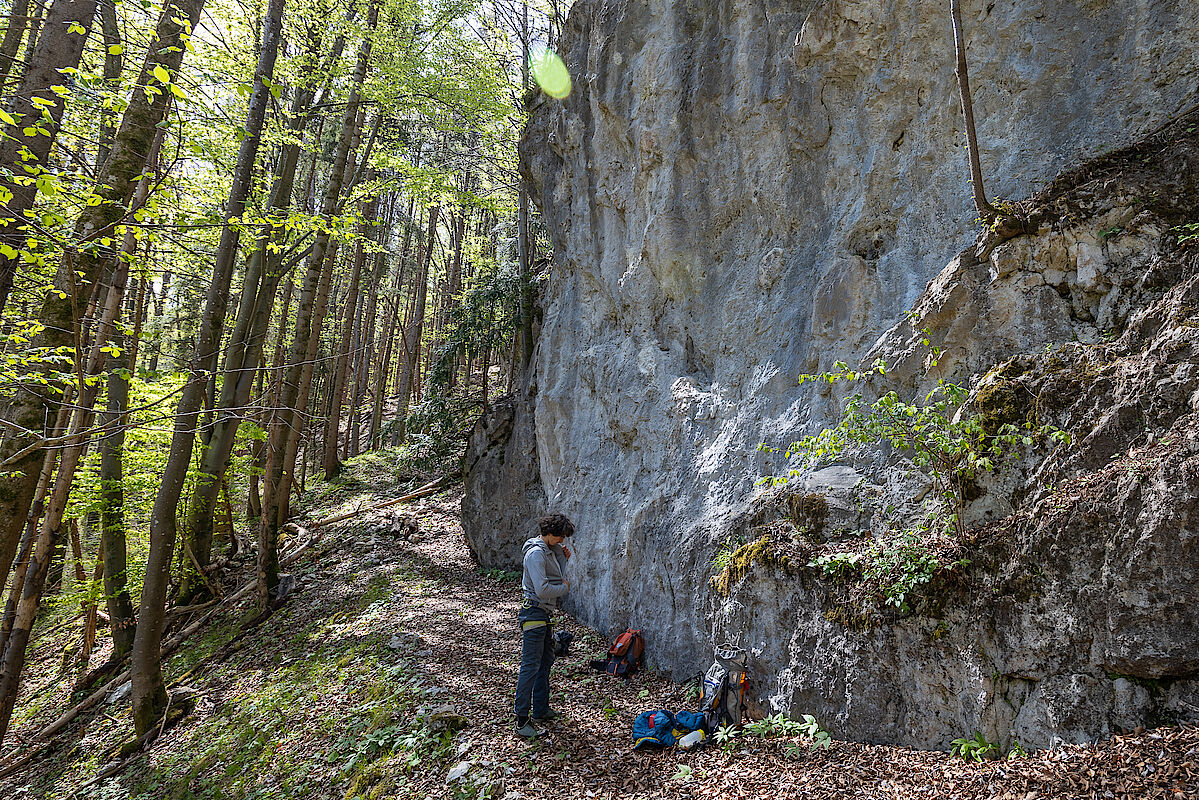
[514,513,574,738]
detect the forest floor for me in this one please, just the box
[2,459,1197,799]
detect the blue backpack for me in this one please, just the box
[632,709,705,750]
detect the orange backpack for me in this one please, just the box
[604,628,645,677]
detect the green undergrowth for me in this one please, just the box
[295,446,440,519]
[60,557,459,799]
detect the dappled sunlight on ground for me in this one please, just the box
[2,486,1196,799]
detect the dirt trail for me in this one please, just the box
[3,487,1197,799]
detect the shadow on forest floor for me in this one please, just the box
[2,484,1196,799]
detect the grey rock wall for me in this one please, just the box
[463,0,1199,748]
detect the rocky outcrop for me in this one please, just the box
[466,0,1199,748]
[461,376,547,568]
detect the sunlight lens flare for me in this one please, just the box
[530,45,571,99]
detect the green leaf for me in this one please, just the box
[153,65,171,84]
[108,44,124,55]
[0,109,15,126]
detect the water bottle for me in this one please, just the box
[678,729,705,749]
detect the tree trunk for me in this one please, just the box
[128,0,271,737]
[259,0,377,605]
[94,0,122,171]
[0,0,103,314]
[370,288,398,448]
[179,16,315,602]
[99,335,136,659]
[392,203,439,444]
[0,0,33,89]
[0,0,201,611]
[949,0,997,222]
[0,190,138,745]
[323,191,376,479]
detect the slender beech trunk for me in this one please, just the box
[392,203,439,444]
[0,0,201,613]
[949,0,997,222]
[444,209,466,392]
[0,0,33,89]
[344,299,364,457]
[18,0,45,80]
[94,0,122,170]
[370,285,398,448]
[99,337,135,659]
[197,6,355,547]
[0,187,140,745]
[0,0,103,314]
[129,0,278,736]
[0,395,68,662]
[260,0,377,604]
[323,191,376,479]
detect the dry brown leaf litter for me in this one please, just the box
[3,489,1195,799]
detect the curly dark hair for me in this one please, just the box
[538,513,575,538]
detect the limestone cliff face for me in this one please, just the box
[463,0,1199,747]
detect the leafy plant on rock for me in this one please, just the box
[763,359,1070,539]
[951,731,999,762]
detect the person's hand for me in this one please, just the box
[563,545,572,559]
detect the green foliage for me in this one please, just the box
[1175,221,1199,246]
[950,731,999,762]
[1007,740,1031,759]
[796,714,833,749]
[762,358,1070,539]
[708,535,744,573]
[479,567,520,582]
[405,257,523,463]
[671,763,693,783]
[743,713,789,739]
[864,530,969,613]
[808,551,863,579]
[744,713,832,755]
[714,723,740,754]
[709,534,791,596]
[809,529,970,619]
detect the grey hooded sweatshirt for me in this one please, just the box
[522,536,569,612]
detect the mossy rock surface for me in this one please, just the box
[711,534,791,596]
[973,380,1030,436]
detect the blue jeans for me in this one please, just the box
[514,603,554,719]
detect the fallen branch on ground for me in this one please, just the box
[309,475,452,529]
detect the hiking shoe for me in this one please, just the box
[515,721,545,738]
[532,709,561,723]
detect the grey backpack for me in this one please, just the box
[700,644,747,731]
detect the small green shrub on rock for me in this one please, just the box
[761,359,1071,538]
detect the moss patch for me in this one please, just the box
[786,492,828,535]
[972,380,1030,436]
[711,534,791,596]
